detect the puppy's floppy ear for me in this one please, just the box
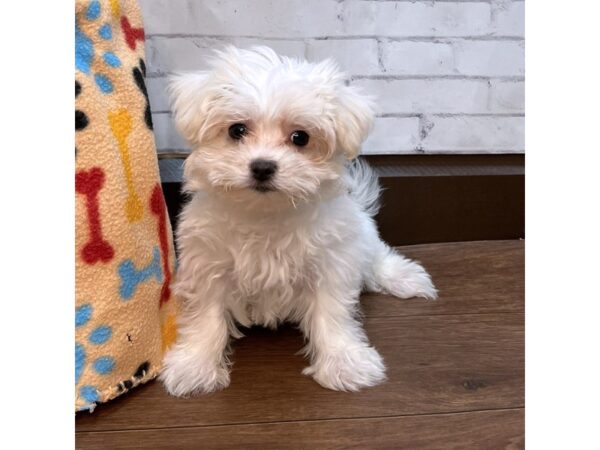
[334,85,375,160]
[168,72,210,147]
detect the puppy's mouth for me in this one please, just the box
[252,183,276,193]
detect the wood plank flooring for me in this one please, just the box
[76,240,524,449]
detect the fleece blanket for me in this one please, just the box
[75,0,178,412]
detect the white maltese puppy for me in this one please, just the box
[160,46,437,396]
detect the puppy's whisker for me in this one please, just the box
[289,195,298,209]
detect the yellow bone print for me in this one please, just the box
[108,108,144,222]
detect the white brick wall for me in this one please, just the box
[140,0,524,155]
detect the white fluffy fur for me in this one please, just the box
[160,46,437,396]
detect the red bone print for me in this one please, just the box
[150,184,171,306]
[121,17,145,51]
[76,167,114,264]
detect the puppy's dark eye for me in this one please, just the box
[228,123,247,140]
[290,130,309,147]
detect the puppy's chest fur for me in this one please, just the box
[226,226,315,327]
[179,194,361,327]
[182,212,322,325]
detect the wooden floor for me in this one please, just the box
[76,240,524,449]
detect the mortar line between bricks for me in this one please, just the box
[376,38,387,73]
[351,75,525,81]
[368,150,526,154]
[146,34,524,42]
[154,148,525,155]
[358,0,523,3]
[379,113,525,118]
[150,111,525,118]
[146,73,525,81]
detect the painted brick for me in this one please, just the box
[493,1,525,37]
[420,116,524,152]
[454,40,525,77]
[146,37,306,76]
[152,113,421,155]
[146,77,170,112]
[152,113,188,151]
[362,117,420,154]
[139,0,344,37]
[306,39,380,76]
[489,80,525,113]
[353,79,489,115]
[139,0,525,156]
[342,1,492,37]
[381,41,455,75]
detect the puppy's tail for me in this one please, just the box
[346,158,381,217]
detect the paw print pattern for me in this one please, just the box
[86,0,101,20]
[75,0,124,94]
[75,81,89,131]
[75,22,94,75]
[75,303,115,408]
[76,110,89,130]
[98,23,112,40]
[132,59,153,130]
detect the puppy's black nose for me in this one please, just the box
[250,159,277,182]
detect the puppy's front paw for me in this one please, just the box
[303,346,386,392]
[159,347,230,397]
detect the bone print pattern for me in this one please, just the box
[108,108,144,222]
[118,246,163,300]
[121,16,145,50]
[151,184,172,306]
[75,0,177,412]
[76,167,115,264]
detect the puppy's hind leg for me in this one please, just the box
[348,159,437,300]
[365,241,438,300]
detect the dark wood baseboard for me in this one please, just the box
[160,154,524,246]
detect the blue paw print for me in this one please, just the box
[75,0,122,94]
[75,303,116,407]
